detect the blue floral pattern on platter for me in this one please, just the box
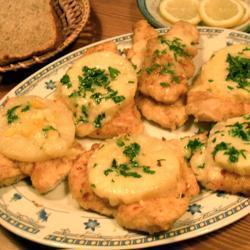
[0,28,249,249]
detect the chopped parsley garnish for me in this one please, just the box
[60,74,72,88]
[146,63,160,74]
[226,54,250,92]
[90,184,96,188]
[186,139,204,155]
[123,142,141,159]
[116,138,125,147]
[76,105,89,124]
[104,140,155,179]
[227,121,250,141]
[158,36,189,59]
[153,49,167,57]
[94,113,106,128]
[108,67,120,80]
[227,85,234,90]
[197,163,205,169]
[6,105,21,124]
[21,104,30,112]
[212,142,246,163]
[128,80,135,84]
[208,79,214,83]
[160,82,170,87]
[146,62,180,83]
[42,125,57,136]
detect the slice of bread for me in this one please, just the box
[0,0,60,65]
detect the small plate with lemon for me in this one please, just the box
[137,0,250,32]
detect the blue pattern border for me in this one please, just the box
[0,210,40,234]
[43,200,248,247]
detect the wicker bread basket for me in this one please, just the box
[0,0,90,72]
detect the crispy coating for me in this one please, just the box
[138,21,199,104]
[189,133,250,196]
[19,141,84,193]
[89,101,144,139]
[69,141,199,233]
[68,144,116,217]
[0,153,26,187]
[187,87,250,122]
[187,44,250,122]
[126,20,158,71]
[84,41,118,55]
[136,95,188,130]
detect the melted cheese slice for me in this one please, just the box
[208,116,250,176]
[57,51,137,137]
[193,44,250,102]
[88,134,181,206]
[0,96,75,162]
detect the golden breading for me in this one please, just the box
[69,137,199,233]
[89,101,144,139]
[57,41,141,139]
[189,116,250,196]
[187,44,250,122]
[136,95,188,130]
[19,141,84,193]
[187,86,250,122]
[126,20,158,71]
[138,21,199,104]
[0,153,26,187]
[68,144,116,217]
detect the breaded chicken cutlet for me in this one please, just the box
[189,115,250,196]
[128,20,199,130]
[57,41,143,139]
[0,96,83,193]
[69,134,199,233]
[187,44,250,122]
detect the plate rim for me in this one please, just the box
[0,27,250,249]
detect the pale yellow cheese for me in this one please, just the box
[208,115,250,176]
[87,134,181,206]
[193,44,250,102]
[57,51,137,137]
[0,96,75,162]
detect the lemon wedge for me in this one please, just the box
[199,0,245,28]
[159,0,201,25]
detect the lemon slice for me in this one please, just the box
[199,0,244,28]
[159,0,201,25]
[237,0,249,25]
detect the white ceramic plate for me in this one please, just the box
[137,0,250,32]
[0,27,249,249]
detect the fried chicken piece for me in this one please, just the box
[189,116,250,196]
[116,155,199,233]
[68,144,116,217]
[84,41,118,55]
[187,44,250,122]
[19,142,84,193]
[126,20,158,72]
[0,153,26,187]
[138,21,199,104]
[89,101,143,139]
[69,140,199,233]
[136,95,188,130]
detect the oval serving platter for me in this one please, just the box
[0,27,249,249]
[137,0,250,32]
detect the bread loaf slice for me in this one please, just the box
[0,0,60,65]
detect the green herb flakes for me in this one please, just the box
[6,105,21,124]
[94,113,106,128]
[60,74,72,88]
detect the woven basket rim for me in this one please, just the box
[0,0,90,73]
